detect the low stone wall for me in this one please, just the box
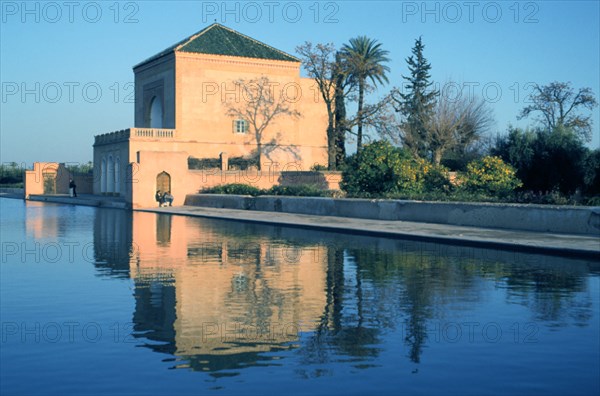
[184,194,600,236]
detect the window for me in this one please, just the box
[234,119,249,134]
[149,96,163,128]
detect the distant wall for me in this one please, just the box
[73,173,94,194]
[24,163,68,198]
[184,194,600,236]
[24,163,93,198]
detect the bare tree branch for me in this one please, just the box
[226,76,301,170]
[518,81,597,141]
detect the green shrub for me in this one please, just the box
[188,157,221,170]
[228,155,259,170]
[340,141,413,195]
[199,183,336,197]
[310,164,328,171]
[201,183,262,196]
[584,196,600,206]
[341,141,453,195]
[266,184,334,197]
[583,149,600,196]
[422,162,452,193]
[459,156,522,196]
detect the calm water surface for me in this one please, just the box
[1,198,599,395]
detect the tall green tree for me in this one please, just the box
[493,125,588,194]
[334,51,351,168]
[341,36,390,153]
[393,37,438,160]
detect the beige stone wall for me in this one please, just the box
[24,162,69,198]
[25,162,93,197]
[134,54,176,129]
[93,137,129,196]
[129,51,328,170]
[176,53,327,170]
[129,150,190,207]
[127,149,340,208]
[94,41,330,203]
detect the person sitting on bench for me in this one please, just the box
[162,191,174,206]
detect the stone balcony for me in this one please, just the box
[94,128,176,145]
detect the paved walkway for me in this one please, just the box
[26,194,129,208]
[139,205,600,259]
[5,193,598,258]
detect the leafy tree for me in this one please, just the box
[226,76,301,170]
[493,126,588,194]
[528,126,588,194]
[334,51,351,168]
[0,162,25,184]
[393,37,438,159]
[583,149,600,197]
[341,36,390,153]
[518,81,598,141]
[492,126,536,186]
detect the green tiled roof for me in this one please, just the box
[134,24,298,69]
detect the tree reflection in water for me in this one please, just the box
[90,209,598,374]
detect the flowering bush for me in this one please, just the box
[341,141,452,195]
[460,156,522,196]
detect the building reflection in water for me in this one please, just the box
[129,211,328,373]
[93,208,133,278]
[90,208,599,375]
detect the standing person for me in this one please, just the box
[69,178,77,197]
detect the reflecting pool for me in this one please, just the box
[1,198,599,395]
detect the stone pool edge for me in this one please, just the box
[6,194,598,259]
[138,205,600,260]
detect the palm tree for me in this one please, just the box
[341,36,390,153]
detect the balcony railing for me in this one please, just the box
[132,128,175,138]
[94,128,176,145]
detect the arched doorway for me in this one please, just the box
[156,171,171,195]
[149,96,163,128]
[42,170,56,194]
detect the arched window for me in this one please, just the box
[114,157,120,194]
[101,157,107,193]
[107,155,114,194]
[149,96,163,128]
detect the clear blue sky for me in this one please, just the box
[1,0,599,165]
